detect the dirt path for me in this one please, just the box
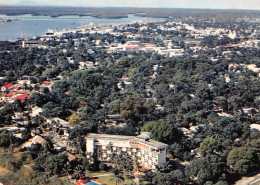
[0,166,10,176]
[236,173,260,185]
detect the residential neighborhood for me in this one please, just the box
[0,8,259,185]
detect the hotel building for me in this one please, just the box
[86,132,168,169]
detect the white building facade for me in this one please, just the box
[86,132,168,169]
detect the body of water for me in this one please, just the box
[0,14,164,41]
[83,180,101,185]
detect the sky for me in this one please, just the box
[1,0,260,10]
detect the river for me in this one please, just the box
[0,14,165,41]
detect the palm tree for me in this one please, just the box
[133,155,141,173]
[155,161,173,173]
[107,142,114,153]
[61,163,73,182]
[109,168,125,185]
[71,164,86,180]
[110,153,121,169]
[121,154,133,180]
[97,148,103,161]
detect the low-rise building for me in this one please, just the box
[86,132,168,169]
[0,91,30,103]
[123,45,139,52]
[22,40,42,48]
[1,83,14,91]
[79,61,96,70]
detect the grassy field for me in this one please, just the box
[97,175,133,185]
[87,171,148,185]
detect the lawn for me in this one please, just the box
[87,171,149,185]
[97,174,133,185]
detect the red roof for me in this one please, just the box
[13,94,30,102]
[42,81,50,84]
[147,75,156,79]
[125,46,139,49]
[2,92,16,98]
[142,43,156,45]
[2,83,14,89]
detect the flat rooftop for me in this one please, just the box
[87,133,134,141]
[86,133,168,150]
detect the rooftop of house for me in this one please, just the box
[31,107,43,117]
[2,83,14,89]
[124,45,139,49]
[31,135,47,145]
[0,126,24,132]
[2,92,16,98]
[250,124,260,131]
[141,43,156,46]
[12,94,30,102]
[67,153,77,162]
[48,117,71,128]
[42,81,50,84]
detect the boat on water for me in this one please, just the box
[45,28,57,35]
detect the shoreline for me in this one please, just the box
[0,18,19,24]
[0,13,165,41]
[1,12,150,20]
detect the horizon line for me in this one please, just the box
[1,5,260,11]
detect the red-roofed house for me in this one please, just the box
[123,45,139,52]
[5,92,16,97]
[147,75,156,79]
[1,92,16,102]
[42,81,50,85]
[12,94,30,103]
[1,83,14,91]
[0,91,28,102]
[141,43,156,47]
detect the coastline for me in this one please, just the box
[0,18,18,24]
[0,13,165,41]
[3,13,141,20]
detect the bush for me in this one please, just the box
[0,153,21,171]
[99,163,108,171]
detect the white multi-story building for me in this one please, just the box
[86,132,168,169]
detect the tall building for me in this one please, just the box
[86,132,168,169]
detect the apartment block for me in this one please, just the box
[86,132,168,169]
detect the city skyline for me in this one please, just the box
[0,0,260,10]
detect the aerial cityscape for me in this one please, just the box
[0,1,259,185]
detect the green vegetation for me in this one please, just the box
[227,139,260,176]
[0,10,260,185]
[142,120,183,144]
[0,166,74,185]
[199,137,222,156]
[0,130,11,148]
